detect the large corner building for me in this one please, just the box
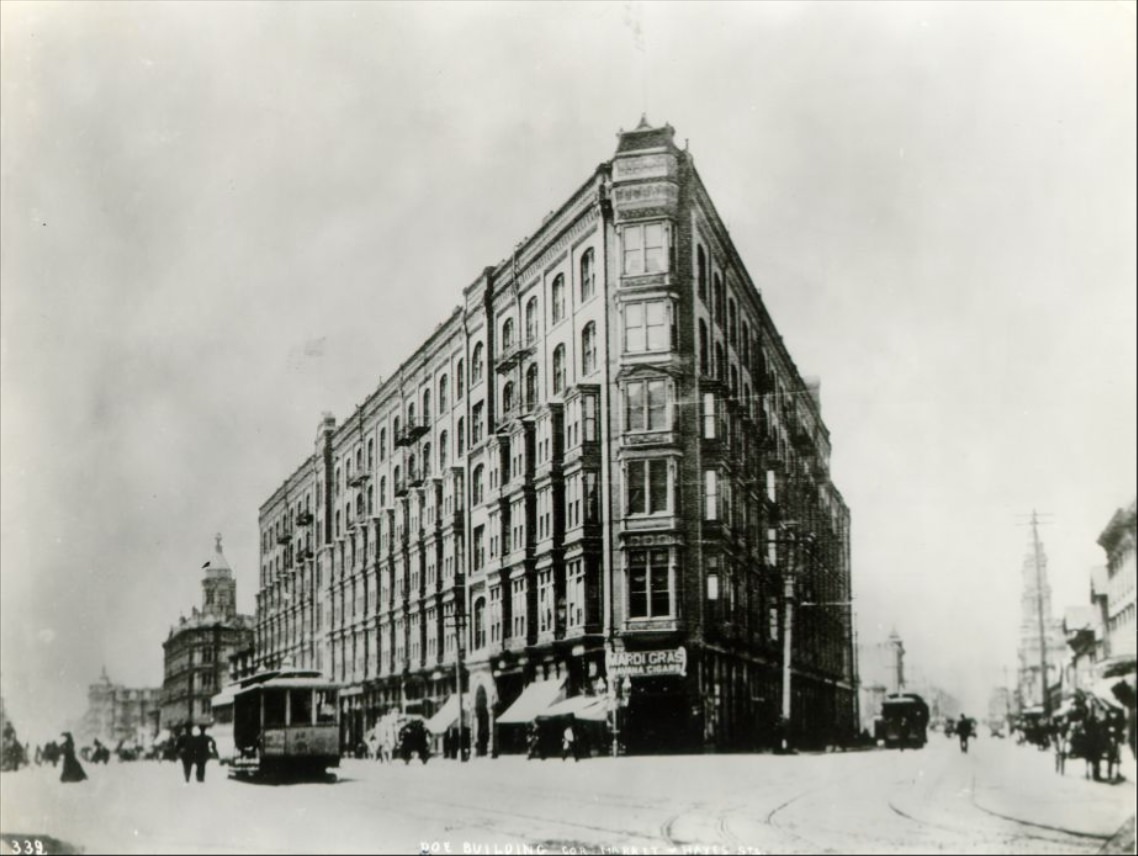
[255,119,855,755]
[161,536,254,733]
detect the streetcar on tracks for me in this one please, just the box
[877,693,930,749]
[211,667,340,778]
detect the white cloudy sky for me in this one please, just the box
[1,1,1134,738]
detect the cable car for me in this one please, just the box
[878,692,930,749]
[211,668,340,778]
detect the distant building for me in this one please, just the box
[160,535,253,733]
[1015,534,1066,711]
[78,668,161,746]
[1097,501,1136,664]
[1061,605,1099,694]
[857,630,905,735]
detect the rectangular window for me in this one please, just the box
[628,549,671,618]
[623,222,668,275]
[705,470,719,521]
[511,577,527,640]
[625,301,670,353]
[490,586,502,644]
[703,393,717,439]
[538,570,555,634]
[626,379,668,431]
[473,525,485,571]
[627,459,669,515]
[566,560,586,629]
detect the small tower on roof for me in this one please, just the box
[201,533,237,621]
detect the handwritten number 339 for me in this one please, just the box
[10,841,45,855]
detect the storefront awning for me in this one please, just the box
[540,694,609,722]
[496,677,566,724]
[425,696,464,734]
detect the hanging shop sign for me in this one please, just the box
[606,646,687,679]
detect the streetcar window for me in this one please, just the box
[264,690,287,727]
[315,690,336,724]
[290,690,313,726]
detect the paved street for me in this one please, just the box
[1,738,1133,855]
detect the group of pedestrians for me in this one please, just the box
[175,724,218,784]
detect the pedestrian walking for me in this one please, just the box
[176,724,194,784]
[561,719,579,762]
[59,732,87,783]
[190,725,217,783]
[957,713,973,753]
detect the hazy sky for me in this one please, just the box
[1,1,1134,739]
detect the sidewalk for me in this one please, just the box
[970,741,1136,839]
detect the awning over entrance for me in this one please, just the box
[425,696,465,734]
[497,677,565,724]
[540,694,609,722]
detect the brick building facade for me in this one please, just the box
[255,119,855,754]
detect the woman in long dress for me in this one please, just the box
[59,732,87,783]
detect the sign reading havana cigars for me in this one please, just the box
[606,646,687,679]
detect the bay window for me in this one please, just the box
[623,222,668,275]
[626,459,670,515]
[624,300,671,353]
[628,549,672,618]
[626,378,668,432]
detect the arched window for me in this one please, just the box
[379,428,387,461]
[393,416,401,442]
[727,299,737,347]
[715,343,725,381]
[438,375,448,412]
[407,402,416,427]
[525,364,538,410]
[457,417,465,455]
[472,344,484,384]
[697,246,707,303]
[525,297,538,343]
[502,381,515,413]
[380,476,387,506]
[552,344,566,395]
[422,444,431,478]
[422,390,431,425]
[438,431,448,470]
[456,360,464,397]
[580,248,595,302]
[394,466,401,491]
[551,275,565,324]
[740,322,750,364]
[408,454,417,482]
[473,465,485,505]
[713,273,723,325]
[356,494,364,518]
[699,320,709,376]
[502,318,514,352]
[581,322,597,375]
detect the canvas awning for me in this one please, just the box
[540,694,609,722]
[1090,679,1125,709]
[496,677,566,724]
[425,696,466,734]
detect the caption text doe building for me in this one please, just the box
[255,119,855,755]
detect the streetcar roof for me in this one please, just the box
[234,676,339,694]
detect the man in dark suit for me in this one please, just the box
[190,725,218,783]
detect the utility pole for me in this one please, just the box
[1030,510,1051,719]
